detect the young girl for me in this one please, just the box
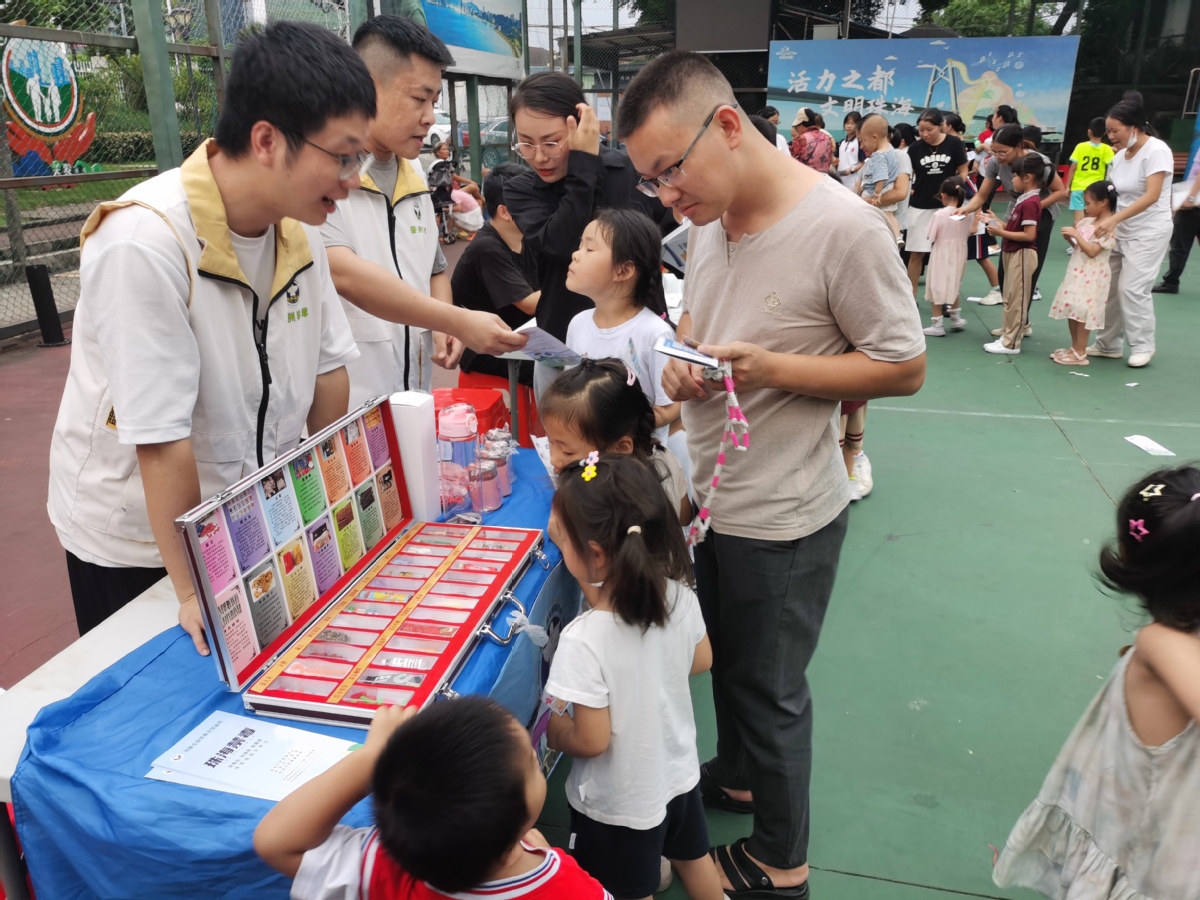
[564,208,679,444]
[982,154,1044,355]
[544,454,722,900]
[922,176,974,336]
[541,359,692,526]
[994,465,1200,898]
[1048,181,1118,366]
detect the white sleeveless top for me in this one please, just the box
[993,646,1200,898]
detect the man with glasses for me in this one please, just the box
[502,71,673,377]
[48,24,374,650]
[620,52,926,896]
[321,15,526,404]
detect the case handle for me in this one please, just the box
[479,591,527,646]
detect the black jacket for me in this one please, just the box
[504,147,673,341]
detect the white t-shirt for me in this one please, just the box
[230,227,275,309]
[774,133,791,155]
[1109,136,1175,239]
[565,306,674,444]
[895,149,914,230]
[838,136,861,187]
[544,579,707,829]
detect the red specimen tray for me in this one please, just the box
[243,522,541,726]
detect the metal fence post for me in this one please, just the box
[203,0,228,111]
[27,264,68,346]
[0,113,27,274]
[348,0,372,34]
[131,0,184,171]
[573,0,582,85]
[466,75,482,183]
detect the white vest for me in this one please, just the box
[48,140,356,568]
[333,157,438,402]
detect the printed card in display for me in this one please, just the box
[341,419,373,487]
[376,464,402,531]
[306,514,342,595]
[288,449,326,526]
[277,537,319,620]
[224,488,271,571]
[215,581,258,673]
[362,407,390,469]
[355,481,385,548]
[259,468,302,546]
[317,435,351,503]
[195,511,237,594]
[332,497,365,572]
[243,557,288,647]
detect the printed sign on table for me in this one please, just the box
[355,481,385,548]
[341,420,373,487]
[363,407,391,469]
[276,537,319,620]
[214,581,258,673]
[332,497,365,572]
[377,463,403,532]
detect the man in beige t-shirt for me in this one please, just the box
[620,53,925,894]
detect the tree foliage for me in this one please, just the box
[925,0,1052,36]
[5,0,133,33]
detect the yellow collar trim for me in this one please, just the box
[181,139,314,300]
[359,156,430,205]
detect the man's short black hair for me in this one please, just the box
[373,697,530,892]
[353,14,455,73]
[482,162,525,219]
[760,105,779,119]
[617,50,734,140]
[215,22,376,158]
[1088,116,1107,137]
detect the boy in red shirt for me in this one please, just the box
[255,698,611,899]
[981,154,1045,355]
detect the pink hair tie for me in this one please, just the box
[1129,519,1149,542]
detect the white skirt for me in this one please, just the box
[905,207,937,253]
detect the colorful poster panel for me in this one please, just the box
[288,448,327,526]
[306,514,342,594]
[362,407,391,469]
[225,487,271,571]
[276,537,319,620]
[376,463,403,532]
[195,511,238,594]
[355,481,385,548]
[332,497,365,572]
[259,468,302,546]
[214,581,258,673]
[341,419,374,487]
[243,557,289,647]
[317,435,351,504]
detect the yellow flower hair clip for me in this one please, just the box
[580,450,599,482]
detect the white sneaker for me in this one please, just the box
[1128,351,1154,368]
[1065,245,1075,255]
[848,476,862,501]
[1085,345,1123,359]
[923,321,946,336]
[852,452,873,498]
[950,314,967,331]
[659,857,673,892]
[974,286,1003,306]
[990,325,1033,338]
[983,339,1020,355]
[1032,288,1043,301]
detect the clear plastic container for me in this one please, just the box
[380,564,436,579]
[285,658,353,679]
[471,539,520,552]
[342,601,405,617]
[267,676,337,698]
[407,607,469,624]
[395,546,450,559]
[371,653,437,670]
[331,613,391,631]
[429,581,486,597]
[420,525,473,538]
[302,641,367,663]
[369,576,425,592]
[459,549,511,562]
[419,594,479,610]
[450,559,503,573]
[384,635,449,654]
[397,621,458,637]
[356,589,411,604]
[411,535,464,547]
[440,571,494,585]
[344,687,414,707]
[357,669,426,687]
[313,627,378,646]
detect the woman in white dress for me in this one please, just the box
[1086,100,1175,368]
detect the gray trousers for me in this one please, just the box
[694,509,849,869]
[1094,226,1172,356]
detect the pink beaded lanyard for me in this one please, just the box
[688,360,750,547]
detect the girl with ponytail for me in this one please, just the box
[544,453,723,900]
[921,176,975,336]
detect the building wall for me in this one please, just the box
[675,0,772,51]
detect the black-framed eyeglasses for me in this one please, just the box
[305,139,370,182]
[635,103,736,198]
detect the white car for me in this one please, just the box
[425,112,452,147]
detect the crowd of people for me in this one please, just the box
[38,10,1200,900]
[771,95,1181,370]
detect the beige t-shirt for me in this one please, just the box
[682,179,924,541]
[652,445,691,524]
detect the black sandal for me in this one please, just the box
[711,839,811,898]
[699,760,755,814]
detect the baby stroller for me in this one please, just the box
[427,157,456,245]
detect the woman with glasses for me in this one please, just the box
[502,72,674,399]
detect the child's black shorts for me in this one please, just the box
[569,784,710,900]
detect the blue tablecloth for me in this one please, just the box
[12,453,569,900]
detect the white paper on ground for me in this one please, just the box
[1125,435,1175,456]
